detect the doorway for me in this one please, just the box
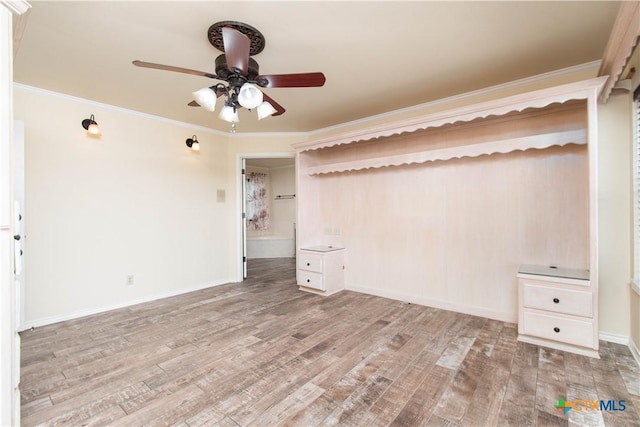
[238,154,295,280]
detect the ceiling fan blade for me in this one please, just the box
[257,72,326,88]
[262,93,286,116]
[133,60,219,79]
[222,27,250,75]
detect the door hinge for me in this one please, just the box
[242,212,246,219]
[243,256,247,262]
[242,168,245,175]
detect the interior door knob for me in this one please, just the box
[13,235,20,241]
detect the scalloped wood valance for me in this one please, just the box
[293,77,607,156]
[598,1,640,103]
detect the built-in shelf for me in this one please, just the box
[295,77,607,154]
[295,79,607,178]
[294,76,606,345]
[303,129,586,175]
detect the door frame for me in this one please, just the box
[236,152,295,282]
[1,2,30,425]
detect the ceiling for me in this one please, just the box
[13,1,620,134]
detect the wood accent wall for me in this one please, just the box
[296,97,593,322]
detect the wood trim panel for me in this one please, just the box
[304,131,587,175]
[293,77,607,153]
[11,7,29,58]
[598,1,640,103]
[0,0,30,15]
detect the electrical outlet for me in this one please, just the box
[126,275,135,286]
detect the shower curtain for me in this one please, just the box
[246,172,270,231]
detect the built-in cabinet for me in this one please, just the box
[297,246,345,296]
[517,265,597,357]
[293,77,606,356]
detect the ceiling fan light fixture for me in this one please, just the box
[237,83,263,109]
[257,101,277,120]
[192,87,217,112]
[219,105,239,123]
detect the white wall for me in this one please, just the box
[14,87,237,326]
[13,86,302,325]
[270,165,296,236]
[597,91,632,340]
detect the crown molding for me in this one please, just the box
[13,83,231,137]
[0,0,30,15]
[13,83,310,139]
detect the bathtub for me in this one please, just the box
[246,234,295,258]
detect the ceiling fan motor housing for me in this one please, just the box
[215,54,260,81]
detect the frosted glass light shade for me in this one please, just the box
[192,87,217,112]
[191,140,200,151]
[237,83,263,109]
[87,123,101,135]
[257,101,277,120]
[219,105,239,123]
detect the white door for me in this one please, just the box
[242,158,248,279]
[12,121,24,425]
[13,120,24,330]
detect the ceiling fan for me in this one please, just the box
[132,21,326,129]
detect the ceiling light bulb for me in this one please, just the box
[237,83,263,110]
[87,123,101,135]
[219,105,239,123]
[192,87,217,112]
[257,101,277,120]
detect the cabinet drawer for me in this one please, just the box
[297,252,323,273]
[297,270,324,291]
[522,283,593,317]
[521,311,594,348]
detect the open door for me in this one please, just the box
[242,158,248,279]
[13,120,24,330]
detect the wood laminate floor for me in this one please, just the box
[20,258,640,426]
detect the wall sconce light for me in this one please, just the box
[81,114,101,136]
[186,135,200,152]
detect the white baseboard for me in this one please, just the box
[345,284,517,323]
[630,339,640,367]
[19,277,236,331]
[599,331,630,345]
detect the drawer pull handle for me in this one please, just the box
[553,298,560,304]
[553,327,560,333]
[306,262,310,266]
[307,279,310,283]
